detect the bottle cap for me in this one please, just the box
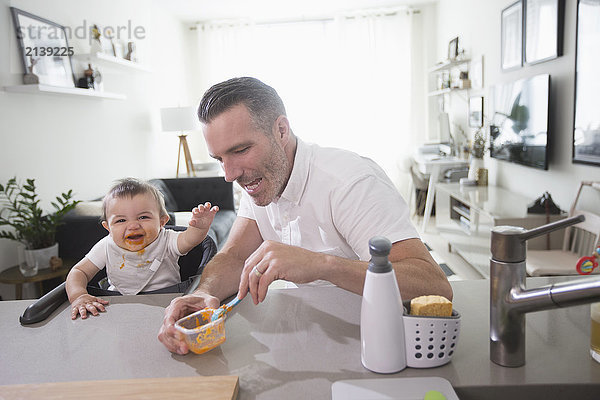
[368,236,392,273]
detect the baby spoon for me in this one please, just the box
[210,295,242,322]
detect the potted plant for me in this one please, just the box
[0,177,79,275]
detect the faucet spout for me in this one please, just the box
[509,285,553,313]
[508,278,600,313]
[550,278,600,307]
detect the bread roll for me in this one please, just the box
[410,295,452,317]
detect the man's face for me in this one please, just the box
[102,193,168,252]
[204,104,290,206]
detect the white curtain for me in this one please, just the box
[195,10,415,182]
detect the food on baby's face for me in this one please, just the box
[410,295,453,317]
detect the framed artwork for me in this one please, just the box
[573,0,600,166]
[501,1,523,70]
[524,0,564,65]
[10,7,75,88]
[469,97,484,128]
[447,37,459,60]
[523,0,565,64]
[113,40,125,58]
[470,55,484,90]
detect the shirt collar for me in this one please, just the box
[279,137,310,206]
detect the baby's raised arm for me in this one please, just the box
[177,202,219,254]
[65,258,109,320]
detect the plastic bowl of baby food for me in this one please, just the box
[174,308,227,354]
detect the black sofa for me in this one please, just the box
[56,176,236,264]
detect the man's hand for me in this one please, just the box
[158,292,220,354]
[70,294,109,320]
[238,241,326,304]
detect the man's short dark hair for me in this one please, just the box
[197,77,287,135]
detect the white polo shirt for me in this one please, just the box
[237,138,419,262]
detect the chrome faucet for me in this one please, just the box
[490,215,600,367]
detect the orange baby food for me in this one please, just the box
[177,308,228,355]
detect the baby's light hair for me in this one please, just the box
[101,178,169,221]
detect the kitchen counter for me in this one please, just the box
[1,278,599,399]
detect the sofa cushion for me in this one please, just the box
[173,209,236,250]
[71,201,104,216]
[210,210,237,249]
[149,179,178,212]
[158,177,235,212]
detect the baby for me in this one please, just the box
[66,178,218,320]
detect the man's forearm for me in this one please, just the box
[321,254,452,301]
[320,254,367,295]
[392,258,453,301]
[195,251,244,301]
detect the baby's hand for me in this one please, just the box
[189,202,219,231]
[71,294,109,320]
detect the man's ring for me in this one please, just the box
[253,266,263,278]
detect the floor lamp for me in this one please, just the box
[160,106,200,178]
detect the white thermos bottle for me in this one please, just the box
[360,236,407,373]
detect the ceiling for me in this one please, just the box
[159,0,436,23]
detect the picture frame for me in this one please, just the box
[9,7,75,88]
[470,55,484,90]
[524,0,564,65]
[113,40,125,58]
[447,37,459,60]
[469,96,484,128]
[501,1,523,70]
[572,0,600,166]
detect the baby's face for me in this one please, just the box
[102,193,168,252]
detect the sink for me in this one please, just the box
[456,383,600,400]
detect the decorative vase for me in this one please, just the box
[468,158,484,181]
[18,243,59,276]
[477,168,488,186]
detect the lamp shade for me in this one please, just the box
[160,107,200,132]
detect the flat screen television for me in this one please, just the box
[489,74,550,170]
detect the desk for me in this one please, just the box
[435,183,566,278]
[1,282,598,399]
[411,154,468,231]
[0,264,70,300]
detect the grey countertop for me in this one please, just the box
[1,278,599,399]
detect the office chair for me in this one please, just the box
[526,181,600,276]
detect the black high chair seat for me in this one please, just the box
[19,228,217,325]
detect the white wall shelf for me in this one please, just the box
[427,87,469,97]
[428,58,471,73]
[428,88,452,97]
[3,84,126,100]
[73,53,151,73]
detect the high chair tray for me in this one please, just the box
[332,377,458,400]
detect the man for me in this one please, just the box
[158,77,452,354]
